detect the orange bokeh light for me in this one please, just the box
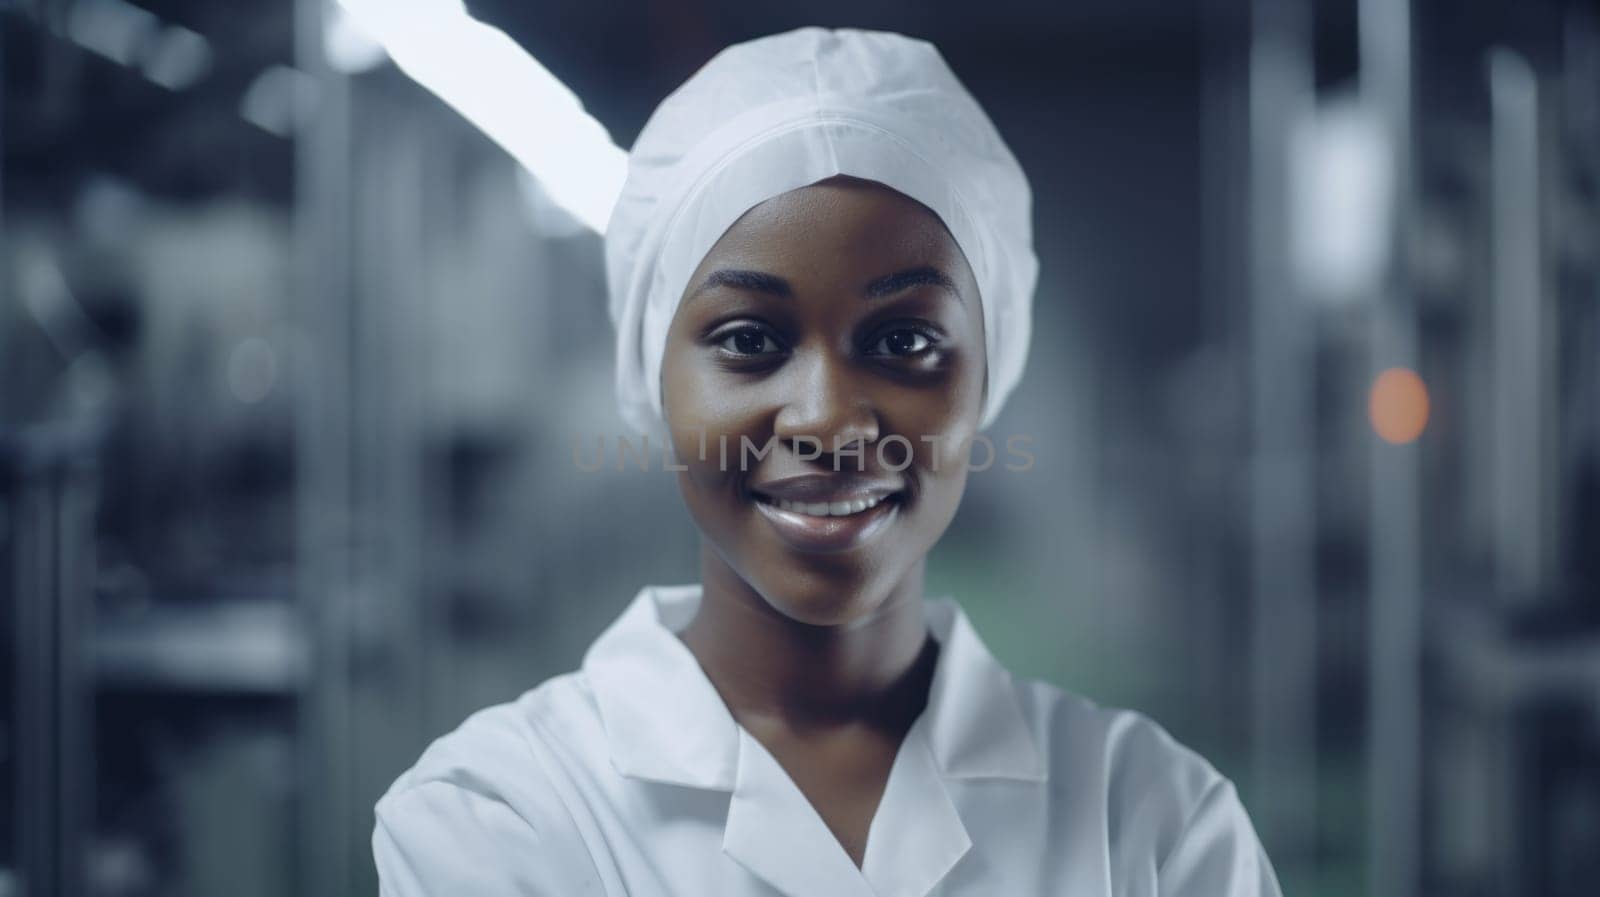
[1369,367,1429,444]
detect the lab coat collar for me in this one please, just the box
[723,716,973,897]
[581,583,742,789]
[581,583,1048,790]
[583,584,1045,896]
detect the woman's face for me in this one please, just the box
[660,175,987,627]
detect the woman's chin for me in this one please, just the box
[755,583,885,628]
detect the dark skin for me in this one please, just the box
[659,175,988,869]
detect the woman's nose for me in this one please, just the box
[772,350,880,455]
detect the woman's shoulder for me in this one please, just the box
[1009,676,1233,825]
[378,670,603,808]
[372,672,610,895]
[1008,678,1282,895]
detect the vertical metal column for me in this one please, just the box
[1360,0,1421,895]
[54,451,94,897]
[292,1,355,895]
[1486,45,1546,896]
[10,433,98,897]
[1486,49,1546,602]
[11,471,62,897]
[345,101,434,897]
[1577,9,1600,602]
[0,22,13,894]
[1247,0,1318,869]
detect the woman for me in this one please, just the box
[373,26,1283,897]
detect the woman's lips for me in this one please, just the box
[749,491,901,553]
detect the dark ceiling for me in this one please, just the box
[3,0,297,206]
[1,0,1214,208]
[466,0,1210,148]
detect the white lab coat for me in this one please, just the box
[373,583,1284,897]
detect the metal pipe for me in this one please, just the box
[1246,0,1318,869]
[1359,0,1421,895]
[1486,47,1546,601]
[292,1,355,893]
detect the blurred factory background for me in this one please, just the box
[1,0,1597,895]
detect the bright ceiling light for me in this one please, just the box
[335,0,627,235]
[1288,91,1393,304]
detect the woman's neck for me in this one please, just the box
[678,544,937,736]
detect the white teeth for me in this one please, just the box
[770,494,887,517]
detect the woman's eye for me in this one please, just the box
[716,326,782,356]
[869,327,935,357]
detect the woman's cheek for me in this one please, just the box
[669,414,756,491]
[925,429,972,476]
[663,353,717,470]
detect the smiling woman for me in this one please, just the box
[372,25,1283,897]
[662,175,984,623]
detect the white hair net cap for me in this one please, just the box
[605,26,1038,443]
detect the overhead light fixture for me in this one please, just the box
[63,1,212,91]
[141,23,213,91]
[66,0,159,67]
[240,65,319,138]
[1288,90,1393,304]
[334,0,627,235]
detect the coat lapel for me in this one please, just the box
[722,727,879,897]
[919,599,1048,783]
[859,714,973,897]
[582,585,740,789]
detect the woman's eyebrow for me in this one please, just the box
[689,269,794,302]
[863,266,962,302]
[688,265,961,304]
